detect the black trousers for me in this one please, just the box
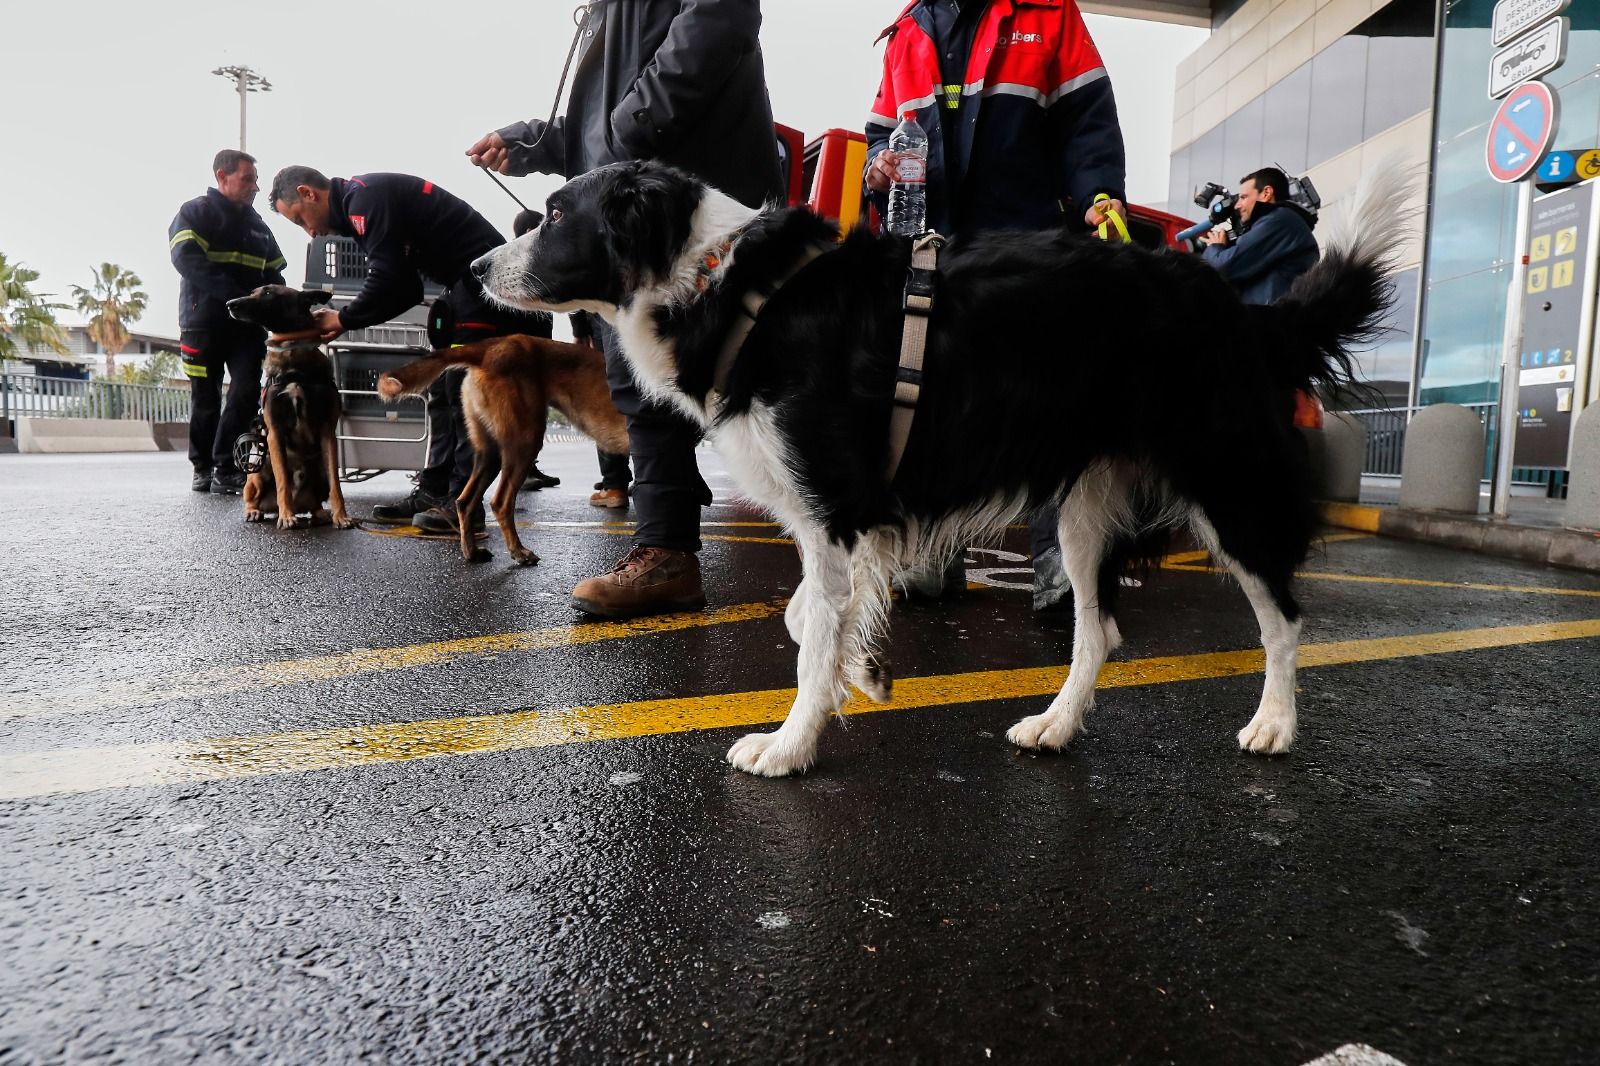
[418,274,552,498]
[180,320,264,477]
[593,320,710,553]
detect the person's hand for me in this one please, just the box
[1084,197,1126,229]
[466,131,510,174]
[1200,228,1228,246]
[313,308,344,342]
[866,149,900,193]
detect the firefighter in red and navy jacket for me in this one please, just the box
[268,166,551,531]
[865,0,1127,234]
[168,149,288,495]
[865,0,1128,609]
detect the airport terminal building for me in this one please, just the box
[1100,0,1600,427]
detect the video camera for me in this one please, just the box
[1175,169,1322,245]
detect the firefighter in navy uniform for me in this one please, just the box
[168,149,287,494]
[267,166,552,532]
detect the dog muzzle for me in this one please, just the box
[233,419,268,475]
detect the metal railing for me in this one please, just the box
[1339,401,1559,489]
[1,372,191,424]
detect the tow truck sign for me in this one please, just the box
[1489,17,1568,99]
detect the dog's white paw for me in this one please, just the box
[1005,711,1079,751]
[727,731,815,777]
[1237,711,1296,755]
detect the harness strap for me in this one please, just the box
[709,243,829,397]
[886,232,944,481]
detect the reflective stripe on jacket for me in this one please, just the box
[866,0,1126,234]
[168,188,286,330]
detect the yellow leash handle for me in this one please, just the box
[1093,192,1131,243]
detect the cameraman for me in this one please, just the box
[1200,167,1318,305]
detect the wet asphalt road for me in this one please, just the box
[2,444,1598,1065]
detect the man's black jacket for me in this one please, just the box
[327,174,505,331]
[496,0,783,209]
[168,189,287,330]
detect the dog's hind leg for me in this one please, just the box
[728,533,855,777]
[456,445,501,564]
[492,450,539,566]
[1007,465,1128,751]
[1189,512,1303,755]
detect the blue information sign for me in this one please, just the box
[1486,81,1560,184]
[1539,151,1577,182]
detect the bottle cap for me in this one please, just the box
[902,110,915,121]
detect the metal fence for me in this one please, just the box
[1,372,191,424]
[1341,401,1560,489]
[1340,403,1495,476]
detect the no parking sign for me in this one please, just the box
[1486,81,1560,184]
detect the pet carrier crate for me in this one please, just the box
[305,236,445,479]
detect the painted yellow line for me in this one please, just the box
[1161,563,1600,598]
[5,617,1598,800]
[4,600,788,720]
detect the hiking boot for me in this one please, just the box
[1031,547,1071,612]
[521,465,561,491]
[191,468,213,493]
[413,503,486,534]
[589,487,629,509]
[571,545,706,618]
[210,472,247,495]
[372,483,447,523]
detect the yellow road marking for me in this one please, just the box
[1161,563,1600,598]
[5,600,787,720]
[6,617,1598,800]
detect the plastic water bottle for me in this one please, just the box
[886,110,929,236]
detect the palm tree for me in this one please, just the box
[0,252,69,363]
[71,262,148,378]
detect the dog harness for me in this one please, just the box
[708,241,830,397]
[888,232,943,481]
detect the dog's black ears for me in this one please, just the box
[600,162,696,285]
[300,289,334,307]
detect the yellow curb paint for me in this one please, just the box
[5,600,789,720]
[1318,502,1383,533]
[6,617,1599,800]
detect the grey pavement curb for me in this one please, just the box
[1319,501,1600,573]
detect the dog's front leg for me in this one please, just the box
[261,411,302,530]
[728,537,854,777]
[321,432,357,529]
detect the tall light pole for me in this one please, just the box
[211,65,272,151]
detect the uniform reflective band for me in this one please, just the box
[171,230,282,271]
[941,83,961,108]
[182,362,208,378]
[179,343,201,355]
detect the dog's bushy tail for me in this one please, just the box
[378,345,492,402]
[1268,162,1420,404]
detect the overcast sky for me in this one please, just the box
[0,1,1204,342]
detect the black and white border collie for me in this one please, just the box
[472,161,1401,778]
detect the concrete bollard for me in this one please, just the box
[1314,411,1368,502]
[1399,403,1483,513]
[1566,405,1600,530]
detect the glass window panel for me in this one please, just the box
[1549,69,1600,153]
[1307,35,1369,167]
[1187,127,1223,205]
[1261,63,1312,176]
[1425,131,1517,283]
[1363,34,1433,138]
[1418,267,1510,403]
[1167,147,1191,217]
[1222,95,1264,184]
[1355,267,1419,408]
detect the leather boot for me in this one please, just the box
[571,545,706,618]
